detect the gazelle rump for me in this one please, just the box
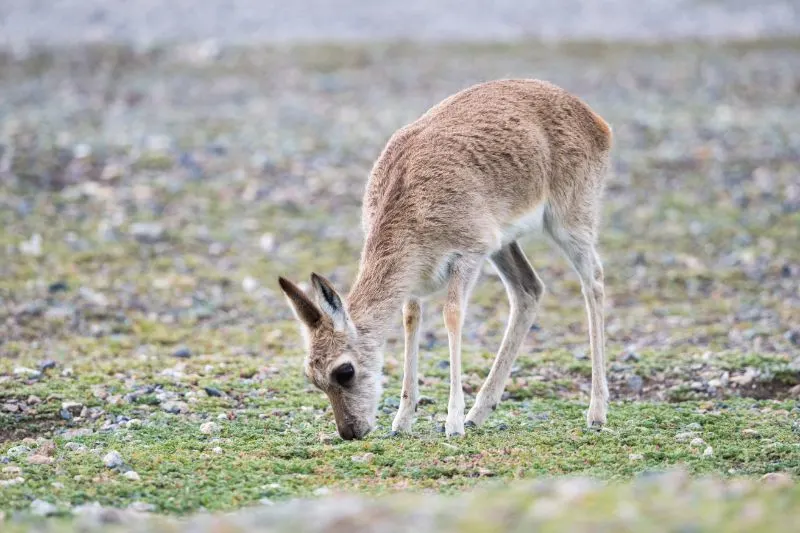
[279,79,612,439]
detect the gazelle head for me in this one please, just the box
[278,274,381,440]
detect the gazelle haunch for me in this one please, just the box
[279,79,612,439]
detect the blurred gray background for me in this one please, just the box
[1,0,799,48]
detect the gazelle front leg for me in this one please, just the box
[392,298,421,433]
[442,257,481,437]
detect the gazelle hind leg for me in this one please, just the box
[466,242,544,426]
[545,211,608,426]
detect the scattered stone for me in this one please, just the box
[686,422,702,431]
[789,384,800,398]
[161,401,188,414]
[259,498,274,506]
[242,276,259,293]
[741,429,759,438]
[204,387,223,397]
[760,472,793,487]
[19,233,43,256]
[13,367,41,379]
[130,222,166,243]
[28,454,54,465]
[39,359,57,371]
[730,368,758,387]
[123,470,141,481]
[60,401,84,420]
[437,360,450,369]
[674,432,697,442]
[0,477,24,487]
[417,396,435,406]
[629,453,644,461]
[200,422,220,435]
[627,375,644,393]
[172,346,192,359]
[103,451,124,469]
[126,419,142,429]
[313,487,330,496]
[27,395,42,405]
[65,442,88,452]
[30,499,58,517]
[318,432,337,444]
[78,287,109,307]
[6,446,32,458]
[2,403,19,413]
[211,447,223,455]
[689,437,706,448]
[621,348,641,362]
[704,446,714,457]
[351,453,374,463]
[259,233,277,253]
[128,502,156,513]
[62,428,93,440]
[52,482,64,489]
[786,330,800,346]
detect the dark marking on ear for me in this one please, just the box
[311,272,343,312]
[278,276,322,328]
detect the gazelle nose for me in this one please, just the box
[338,424,356,440]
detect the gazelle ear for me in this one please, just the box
[278,277,322,329]
[310,273,348,331]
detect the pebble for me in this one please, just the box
[703,446,714,457]
[350,453,374,463]
[60,401,84,420]
[204,387,223,397]
[130,222,166,243]
[629,453,644,461]
[13,367,41,378]
[621,349,641,362]
[65,442,87,452]
[123,470,141,481]
[27,395,42,405]
[62,428,93,440]
[30,499,58,517]
[27,454,54,465]
[674,432,697,442]
[6,446,32,458]
[627,375,644,393]
[212,447,223,455]
[39,359,57,371]
[128,501,156,513]
[162,401,188,414]
[760,472,793,487]
[689,437,706,448]
[172,346,192,359]
[19,233,43,256]
[686,423,702,431]
[741,429,759,438]
[200,422,220,435]
[313,487,330,496]
[0,477,25,487]
[103,451,124,469]
[242,276,259,293]
[78,287,109,307]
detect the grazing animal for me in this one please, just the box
[279,79,612,439]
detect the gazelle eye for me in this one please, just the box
[332,363,355,386]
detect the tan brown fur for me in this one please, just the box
[280,79,612,439]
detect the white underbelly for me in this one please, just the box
[496,203,546,247]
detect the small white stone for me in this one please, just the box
[674,431,697,442]
[628,453,644,461]
[123,471,141,481]
[0,477,25,487]
[19,234,43,256]
[103,451,124,469]
[211,447,223,455]
[128,501,156,513]
[259,498,274,506]
[703,446,714,457]
[690,437,706,448]
[30,499,58,516]
[200,422,220,435]
[242,276,259,293]
[313,487,330,496]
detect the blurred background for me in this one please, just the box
[1,1,799,528]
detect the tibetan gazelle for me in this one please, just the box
[279,79,612,439]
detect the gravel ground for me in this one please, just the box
[1,17,799,533]
[1,0,800,49]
